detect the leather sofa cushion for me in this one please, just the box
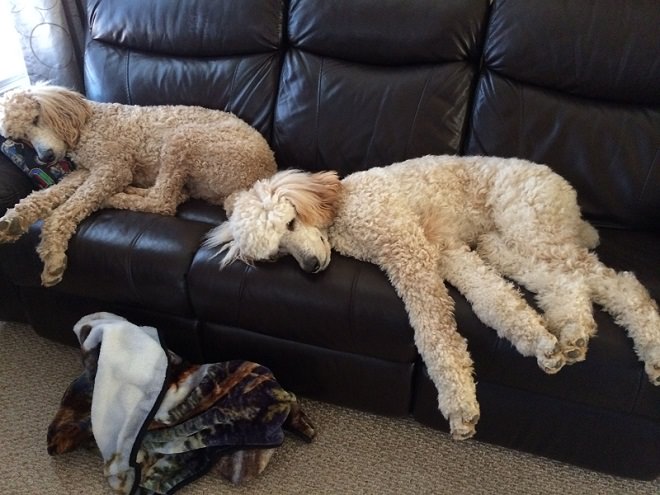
[466,0,660,229]
[484,0,660,105]
[0,210,212,317]
[273,0,490,175]
[411,226,660,478]
[88,0,283,56]
[84,0,283,137]
[412,375,660,480]
[200,321,415,415]
[287,0,487,65]
[189,248,416,364]
[448,227,660,420]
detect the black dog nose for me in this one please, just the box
[302,257,321,273]
[39,149,56,163]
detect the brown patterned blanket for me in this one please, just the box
[47,312,315,494]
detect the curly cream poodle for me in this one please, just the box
[0,84,276,286]
[204,155,660,440]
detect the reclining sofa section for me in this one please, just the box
[0,0,658,480]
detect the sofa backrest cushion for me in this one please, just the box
[83,0,283,137]
[273,0,489,175]
[465,0,660,229]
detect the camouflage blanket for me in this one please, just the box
[47,312,315,494]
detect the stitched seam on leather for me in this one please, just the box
[638,148,659,205]
[227,58,242,113]
[268,5,286,143]
[464,75,488,154]
[518,82,525,158]
[364,81,389,167]
[126,215,159,305]
[315,57,324,168]
[404,68,433,158]
[125,49,132,104]
[630,365,646,415]
[235,263,250,327]
[348,264,362,347]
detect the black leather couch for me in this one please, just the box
[1,0,658,480]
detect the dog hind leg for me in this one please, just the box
[105,130,196,215]
[104,158,187,216]
[583,255,660,385]
[440,245,565,373]
[477,232,596,363]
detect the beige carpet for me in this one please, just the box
[1,321,658,495]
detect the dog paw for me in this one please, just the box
[537,342,566,374]
[0,216,22,234]
[0,216,25,241]
[554,319,594,364]
[562,337,588,364]
[41,254,67,287]
[123,186,149,197]
[447,398,480,441]
[41,268,65,287]
[103,192,132,209]
[449,411,480,440]
[645,362,660,386]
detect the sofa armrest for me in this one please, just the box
[0,153,33,216]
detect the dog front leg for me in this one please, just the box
[440,245,565,374]
[37,164,132,286]
[0,169,89,242]
[372,237,480,440]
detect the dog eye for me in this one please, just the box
[32,116,39,126]
[287,219,296,231]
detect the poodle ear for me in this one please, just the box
[295,171,342,227]
[273,170,342,227]
[203,222,241,269]
[30,85,92,148]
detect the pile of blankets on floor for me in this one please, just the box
[47,312,315,494]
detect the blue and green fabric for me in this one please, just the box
[0,135,75,189]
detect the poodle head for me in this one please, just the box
[0,83,91,163]
[204,169,342,273]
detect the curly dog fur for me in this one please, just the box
[0,84,276,286]
[204,155,660,439]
